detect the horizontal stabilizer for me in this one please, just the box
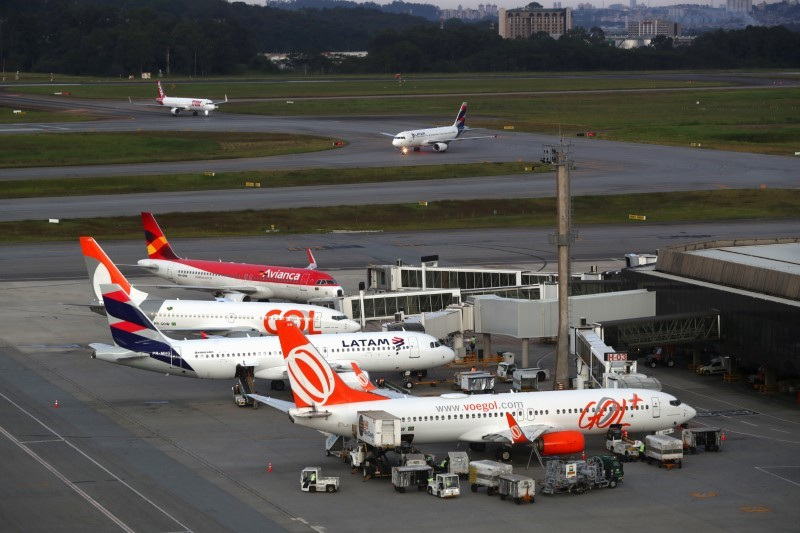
[89,342,148,361]
[248,394,295,412]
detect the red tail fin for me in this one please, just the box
[350,362,377,391]
[142,212,179,260]
[275,320,385,408]
[80,237,133,296]
[157,81,166,99]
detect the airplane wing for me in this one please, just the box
[421,134,497,146]
[127,97,170,109]
[379,132,397,137]
[465,423,554,444]
[88,342,149,361]
[211,95,228,105]
[134,284,262,297]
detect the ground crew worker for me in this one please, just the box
[439,458,448,472]
[638,440,646,461]
[469,336,476,354]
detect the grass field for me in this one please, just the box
[0,132,337,168]
[2,189,797,243]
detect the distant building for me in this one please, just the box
[626,19,680,37]
[498,5,573,39]
[726,0,752,12]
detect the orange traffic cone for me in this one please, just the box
[53,400,59,409]
[268,462,273,473]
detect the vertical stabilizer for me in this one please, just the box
[142,212,179,260]
[453,101,468,131]
[80,237,149,305]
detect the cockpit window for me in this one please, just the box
[669,400,681,406]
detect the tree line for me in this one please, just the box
[0,0,798,76]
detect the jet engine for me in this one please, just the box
[432,142,449,152]
[535,430,585,456]
[170,107,181,116]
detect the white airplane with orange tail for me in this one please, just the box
[81,236,360,336]
[251,321,697,459]
[129,81,227,116]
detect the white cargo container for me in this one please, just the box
[392,465,433,493]
[454,371,495,394]
[468,460,513,495]
[498,473,535,504]
[355,410,401,448]
[447,451,470,475]
[645,434,684,468]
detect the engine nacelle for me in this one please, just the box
[432,142,449,152]
[535,430,585,456]
[170,107,181,116]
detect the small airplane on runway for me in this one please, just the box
[137,212,344,303]
[81,236,360,336]
[380,101,496,154]
[250,320,697,460]
[129,81,227,116]
[91,283,456,393]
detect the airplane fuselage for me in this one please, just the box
[140,299,360,335]
[392,125,460,150]
[287,388,696,443]
[158,95,217,114]
[93,331,455,380]
[137,258,343,302]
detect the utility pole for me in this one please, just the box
[545,142,574,390]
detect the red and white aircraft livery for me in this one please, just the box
[130,81,227,116]
[137,212,344,303]
[251,321,697,459]
[82,237,360,336]
[92,284,455,392]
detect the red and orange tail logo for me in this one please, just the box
[275,320,385,408]
[80,237,132,295]
[157,81,166,99]
[142,212,178,260]
[506,412,529,445]
[350,362,376,391]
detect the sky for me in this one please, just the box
[247,1,780,11]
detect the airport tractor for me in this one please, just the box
[428,473,461,498]
[605,425,644,462]
[300,467,339,493]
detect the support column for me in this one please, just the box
[521,338,530,368]
[482,333,492,361]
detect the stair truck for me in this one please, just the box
[427,473,461,498]
[497,474,536,504]
[681,427,722,454]
[468,460,513,496]
[645,434,684,468]
[300,467,339,493]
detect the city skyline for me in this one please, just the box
[252,0,782,11]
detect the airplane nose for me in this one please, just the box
[685,404,697,422]
[443,347,456,362]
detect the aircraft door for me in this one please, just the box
[313,312,321,332]
[651,396,661,418]
[166,263,175,281]
[170,347,181,370]
[409,336,420,359]
[527,407,536,422]
[300,274,310,294]
[227,312,236,324]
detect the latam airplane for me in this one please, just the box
[252,321,697,459]
[137,212,344,303]
[129,81,227,116]
[81,237,360,336]
[93,284,456,392]
[381,102,496,155]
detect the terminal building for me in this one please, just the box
[498,5,573,39]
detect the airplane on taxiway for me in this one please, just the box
[137,212,344,303]
[381,101,496,154]
[129,80,227,116]
[92,284,456,392]
[81,236,360,336]
[251,320,697,459]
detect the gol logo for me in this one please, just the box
[264,309,319,335]
[578,396,629,430]
[286,344,336,406]
[510,423,524,443]
[355,370,370,389]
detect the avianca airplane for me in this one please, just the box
[129,81,227,116]
[252,321,697,458]
[380,102,496,155]
[81,237,360,336]
[92,284,455,391]
[137,212,344,303]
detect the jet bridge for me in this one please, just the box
[573,328,661,391]
[595,311,721,350]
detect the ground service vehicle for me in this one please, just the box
[468,460,513,495]
[682,427,722,453]
[512,369,542,392]
[446,451,470,475]
[498,474,535,504]
[597,455,624,486]
[697,356,731,376]
[392,465,433,493]
[541,456,618,495]
[428,473,460,498]
[645,434,684,468]
[453,371,495,394]
[300,467,339,493]
[605,426,643,462]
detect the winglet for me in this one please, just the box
[142,212,179,260]
[274,320,385,408]
[80,237,149,305]
[506,412,530,445]
[306,248,318,270]
[350,362,377,391]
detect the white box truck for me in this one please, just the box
[645,434,684,469]
[355,411,402,448]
